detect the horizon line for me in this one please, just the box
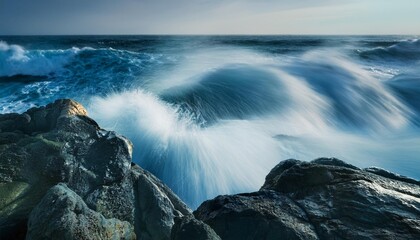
[1,33,419,37]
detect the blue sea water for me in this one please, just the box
[1,35,420,208]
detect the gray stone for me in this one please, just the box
[131,165,191,240]
[0,99,191,239]
[195,191,317,240]
[26,183,135,240]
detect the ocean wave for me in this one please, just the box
[155,48,413,132]
[160,65,288,125]
[0,41,85,77]
[0,41,160,78]
[387,73,420,123]
[359,39,420,61]
[89,90,290,208]
[285,50,412,132]
[3,36,420,208]
[88,66,417,208]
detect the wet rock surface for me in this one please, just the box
[0,99,191,240]
[194,190,318,240]
[194,158,420,240]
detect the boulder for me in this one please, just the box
[194,158,420,240]
[0,99,191,239]
[195,191,317,240]
[131,165,191,240]
[26,183,135,240]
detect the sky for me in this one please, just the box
[0,0,419,35]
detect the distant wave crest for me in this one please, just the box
[359,39,420,61]
[0,41,88,77]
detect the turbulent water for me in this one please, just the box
[1,35,420,208]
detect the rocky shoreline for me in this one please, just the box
[0,99,419,239]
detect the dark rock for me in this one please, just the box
[171,215,221,240]
[195,158,420,240]
[261,158,368,193]
[26,183,135,240]
[312,157,360,170]
[261,159,302,191]
[194,191,317,240]
[131,165,191,240]
[0,99,191,239]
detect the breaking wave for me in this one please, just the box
[0,41,83,77]
[88,48,419,208]
[2,36,420,208]
[0,41,161,79]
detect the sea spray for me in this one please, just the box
[2,36,420,208]
[89,90,283,208]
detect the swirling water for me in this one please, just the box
[1,35,420,208]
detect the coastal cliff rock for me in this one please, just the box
[194,158,420,240]
[0,99,190,240]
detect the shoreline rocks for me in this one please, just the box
[194,158,420,240]
[1,99,419,239]
[0,99,191,240]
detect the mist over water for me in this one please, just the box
[1,36,420,208]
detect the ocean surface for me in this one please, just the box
[1,35,420,208]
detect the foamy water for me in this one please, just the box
[1,35,420,207]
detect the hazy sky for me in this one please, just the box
[1,0,419,35]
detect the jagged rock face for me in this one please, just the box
[26,183,135,240]
[195,158,420,240]
[0,99,191,240]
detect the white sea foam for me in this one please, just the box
[86,47,419,208]
[89,90,282,207]
[288,50,413,132]
[2,35,419,198]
